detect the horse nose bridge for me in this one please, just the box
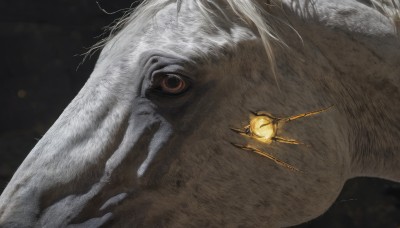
[0,183,39,227]
[50,118,171,223]
[0,108,167,226]
[0,115,167,226]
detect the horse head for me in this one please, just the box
[1,0,399,227]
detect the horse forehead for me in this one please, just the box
[110,4,256,60]
[151,26,258,59]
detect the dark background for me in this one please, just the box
[0,1,399,227]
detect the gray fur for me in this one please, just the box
[0,0,399,227]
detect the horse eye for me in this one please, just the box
[158,74,188,94]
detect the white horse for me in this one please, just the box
[1,0,399,227]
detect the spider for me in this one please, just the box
[231,106,333,172]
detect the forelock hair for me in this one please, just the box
[85,0,286,76]
[370,0,400,31]
[85,0,400,68]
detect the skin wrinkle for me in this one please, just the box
[99,193,128,211]
[0,89,130,225]
[0,0,399,227]
[137,120,173,177]
[37,108,164,226]
[69,121,161,224]
[37,111,131,216]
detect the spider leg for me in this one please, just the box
[252,111,276,119]
[231,143,300,172]
[283,105,333,122]
[230,127,248,136]
[249,110,259,116]
[230,143,254,151]
[273,136,303,145]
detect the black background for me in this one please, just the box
[0,1,399,227]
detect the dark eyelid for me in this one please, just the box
[151,65,191,80]
[151,70,192,84]
[138,53,197,98]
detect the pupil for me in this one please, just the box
[166,76,181,88]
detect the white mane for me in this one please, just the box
[87,0,399,76]
[88,0,286,75]
[371,0,400,28]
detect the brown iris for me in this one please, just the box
[159,74,187,94]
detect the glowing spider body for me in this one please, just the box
[247,115,276,143]
[231,107,332,171]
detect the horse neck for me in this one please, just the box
[348,52,400,182]
[312,31,400,181]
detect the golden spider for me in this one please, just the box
[231,106,332,172]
